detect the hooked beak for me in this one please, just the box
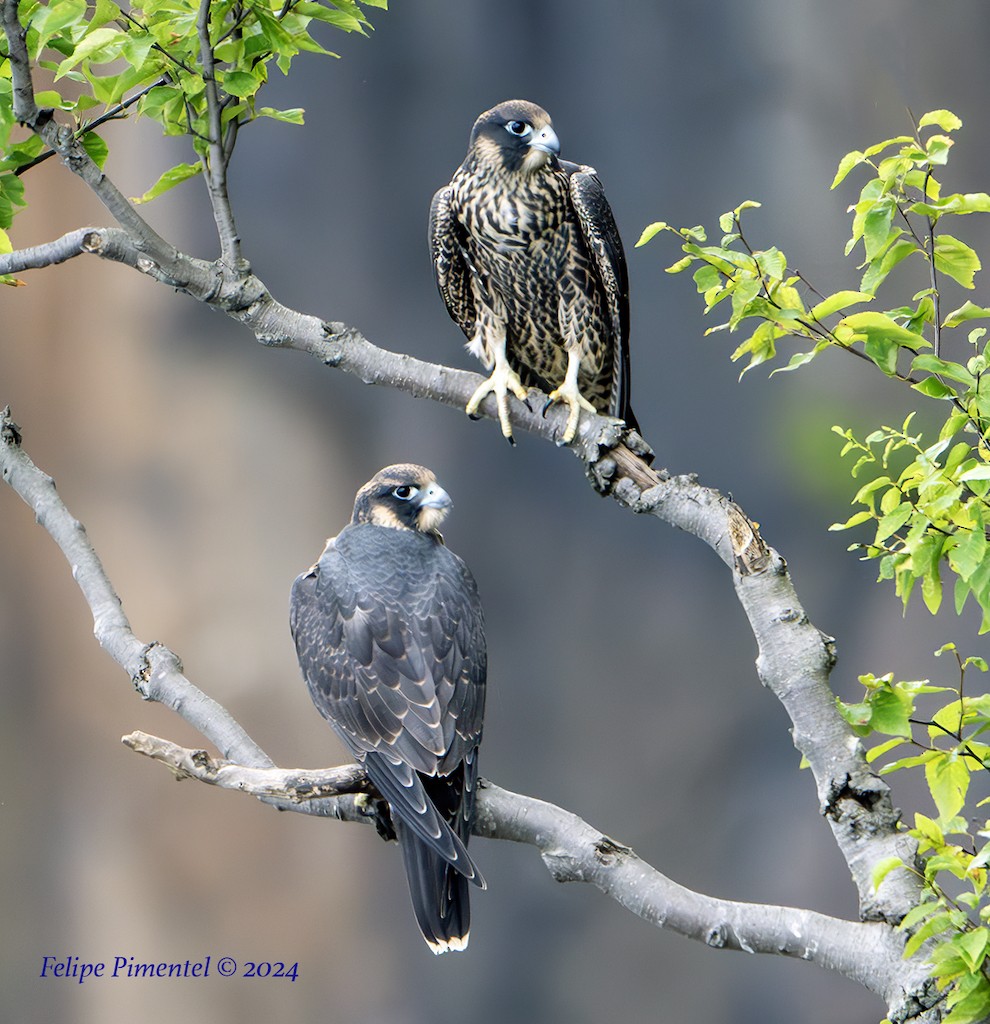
[528,124,560,157]
[416,480,452,534]
[418,481,452,511]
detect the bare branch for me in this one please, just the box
[626,476,925,922]
[0,212,921,925]
[196,0,241,263]
[122,730,373,814]
[0,408,272,768]
[1,409,939,1018]
[0,6,934,1008]
[122,728,930,1018]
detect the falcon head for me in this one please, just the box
[352,464,452,535]
[468,99,561,176]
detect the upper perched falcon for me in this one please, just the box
[430,99,641,446]
[290,465,486,954]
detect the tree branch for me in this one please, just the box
[0,408,273,770]
[626,476,924,922]
[121,728,932,1021]
[0,409,941,1020]
[2,1,180,256]
[0,224,921,922]
[0,5,937,1012]
[196,0,241,264]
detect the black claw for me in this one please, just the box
[467,412,481,421]
[505,434,516,448]
[541,397,554,418]
[523,396,534,413]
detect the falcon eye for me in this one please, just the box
[505,120,531,138]
[392,485,419,501]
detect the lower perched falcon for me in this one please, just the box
[290,465,486,954]
[430,99,642,447]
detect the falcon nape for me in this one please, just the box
[290,464,486,953]
[431,99,642,447]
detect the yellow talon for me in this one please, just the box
[545,383,597,444]
[465,364,529,441]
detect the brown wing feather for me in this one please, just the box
[563,161,637,431]
[429,185,477,340]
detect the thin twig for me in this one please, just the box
[196,0,241,264]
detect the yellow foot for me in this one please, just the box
[544,381,598,444]
[465,364,530,443]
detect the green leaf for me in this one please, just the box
[54,26,123,78]
[636,222,667,247]
[256,106,305,125]
[935,235,981,290]
[32,89,72,110]
[919,109,963,132]
[754,247,786,280]
[861,238,919,295]
[903,912,954,958]
[830,510,874,531]
[768,342,830,376]
[867,736,910,763]
[666,255,694,274]
[876,503,913,544]
[872,856,906,891]
[130,162,203,204]
[925,135,954,166]
[911,193,990,218]
[926,753,970,820]
[729,274,761,325]
[835,311,928,355]
[870,686,913,736]
[912,376,957,399]
[944,301,990,328]
[220,71,259,99]
[863,200,895,261]
[863,135,914,159]
[29,0,87,54]
[943,974,990,1024]
[832,150,865,189]
[809,291,873,320]
[78,131,108,170]
[911,355,975,384]
[922,568,943,614]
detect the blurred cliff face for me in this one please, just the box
[3,3,990,1022]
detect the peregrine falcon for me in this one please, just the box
[430,99,640,446]
[290,465,486,953]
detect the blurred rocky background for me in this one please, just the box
[3,1,990,1021]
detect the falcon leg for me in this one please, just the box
[544,347,598,444]
[464,329,529,443]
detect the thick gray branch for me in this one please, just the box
[122,728,931,1020]
[0,5,935,1012]
[0,200,920,922]
[0,409,271,768]
[0,408,941,1021]
[614,471,925,922]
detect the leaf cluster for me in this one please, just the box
[0,0,384,218]
[638,110,990,627]
[838,646,990,1024]
[830,411,990,628]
